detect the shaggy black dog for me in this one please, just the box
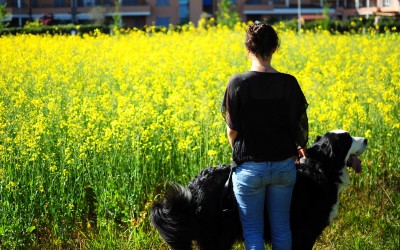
[151,130,367,250]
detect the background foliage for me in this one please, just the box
[0,23,399,249]
[0,16,399,36]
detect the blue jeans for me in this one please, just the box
[232,159,296,250]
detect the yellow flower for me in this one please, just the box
[6,181,16,190]
[0,26,398,243]
[365,130,372,138]
[207,150,218,157]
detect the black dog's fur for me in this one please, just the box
[151,131,367,249]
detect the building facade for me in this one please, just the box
[235,0,400,21]
[2,0,399,27]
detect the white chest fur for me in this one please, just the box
[328,168,350,224]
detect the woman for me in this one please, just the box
[221,22,308,250]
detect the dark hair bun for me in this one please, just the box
[245,22,279,59]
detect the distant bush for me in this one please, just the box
[1,17,399,36]
[277,16,400,34]
[0,24,111,36]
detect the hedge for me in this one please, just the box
[280,16,400,34]
[1,17,399,36]
[0,24,111,36]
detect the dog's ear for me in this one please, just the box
[314,136,322,143]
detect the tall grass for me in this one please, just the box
[0,25,399,249]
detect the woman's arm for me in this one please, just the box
[226,125,238,148]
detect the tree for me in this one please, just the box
[89,6,107,25]
[321,2,330,30]
[0,3,9,33]
[112,0,122,30]
[216,0,240,29]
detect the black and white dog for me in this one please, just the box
[151,130,368,250]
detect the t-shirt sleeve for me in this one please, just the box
[287,77,309,148]
[221,76,242,131]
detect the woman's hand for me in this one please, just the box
[295,146,307,166]
[297,146,307,159]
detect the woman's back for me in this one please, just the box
[222,71,307,163]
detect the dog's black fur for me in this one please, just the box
[151,131,367,250]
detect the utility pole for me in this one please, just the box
[17,0,22,26]
[297,0,301,33]
[71,0,77,24]
[28,0,32,21]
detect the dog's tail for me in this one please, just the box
[150,183,196,250]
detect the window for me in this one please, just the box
[246,0,262,4]
[77,0,96,7]
[156,0,169,6]
[54,0,67,7]
[123,0,141,5]
[383,0,391,6]
[104,0,113,5]
[83,0,96,7]
[156,17,170,27]
[179,0,189,23]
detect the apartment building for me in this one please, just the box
[3,0,186,27]
[2,0,399,28]
[238,0,399,20]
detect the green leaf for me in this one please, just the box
[27,226,36,233]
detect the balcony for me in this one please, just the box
[244,0,273,15]
[244,0,289,15]
[5,0,150,22]
[245,0,287,6]
[121,0,148,5]
[5,0,148,8]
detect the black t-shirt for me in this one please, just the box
[221,71,308,164]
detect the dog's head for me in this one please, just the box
[312,130,368,173]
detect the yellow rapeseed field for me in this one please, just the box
[0,25,399,248]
